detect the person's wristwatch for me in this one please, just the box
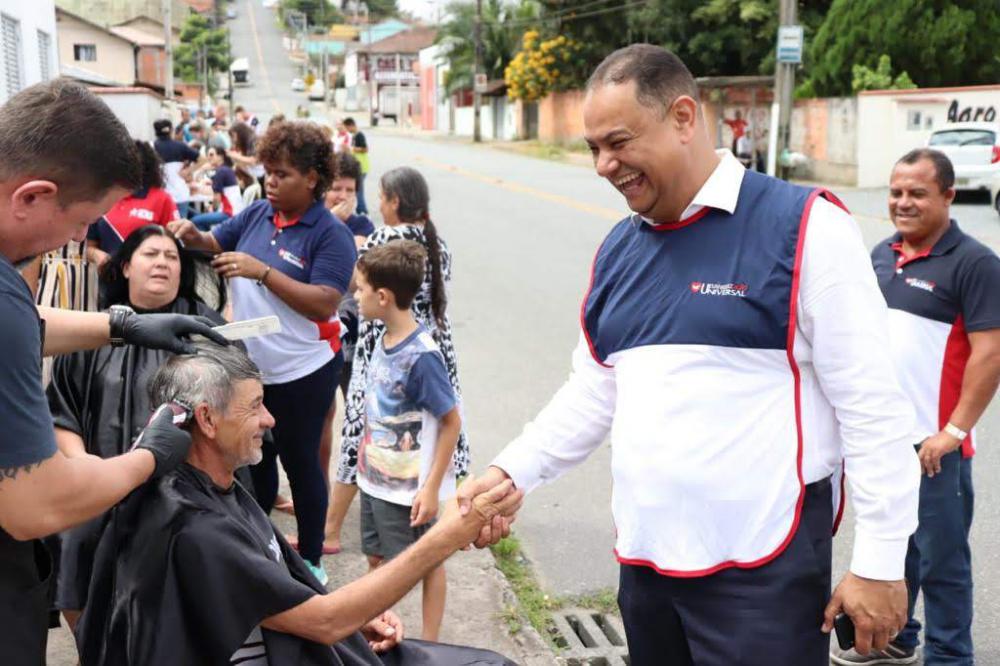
[108,304,134,347]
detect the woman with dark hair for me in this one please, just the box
[85,140,180,266]
[228,121,265,185]
[191,146,245,230]
[47,225,226,637]
[324,166,468,555]
[169,120,357,584]
[153,118,201,219]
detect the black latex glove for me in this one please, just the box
[122,313,229,354]
[132,403,193,480]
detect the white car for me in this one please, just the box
[926,122,1000,193]
[307,81,326,101]
[291,77,305,92]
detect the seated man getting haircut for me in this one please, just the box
[76,343,520,666]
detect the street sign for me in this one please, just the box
[474,73,488,94]
[776,25,804,64]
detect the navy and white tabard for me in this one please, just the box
[494,151,919,581]
[873,221,1000,456]
[212,199,356,384]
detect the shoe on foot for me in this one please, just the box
[830,641,917,665]
[305,560,329,588]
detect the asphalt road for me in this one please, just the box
[230,2,1000,660]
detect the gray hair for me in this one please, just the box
[149,342,261,412]
[587,44,699,117]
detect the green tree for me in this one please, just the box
[280,0,344,29]
[436,0,539,94]
[851,54,916,93]
[366,0,399,20]
[807,0,1000,96]
[174,14,230,92]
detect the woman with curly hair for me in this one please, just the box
[169,121,357,584]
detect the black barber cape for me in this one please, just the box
[46,297,226,611]
[76,464,516,666]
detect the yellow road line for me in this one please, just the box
[412,155,624,222]
[245,0,282,113]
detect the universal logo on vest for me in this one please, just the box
[905,277,935,293]
[689,281,749,297]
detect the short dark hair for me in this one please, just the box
[895,148,955,192]
[356,240,427,311]
[234,105,246,114]
[342,117,357,128]
[334,152,362,187]
[153,118,173,138]
[98,225,201,309]
[135,140,164,190]
[257,121,337,200]
[587,44,699,116]
[0,79,141,203]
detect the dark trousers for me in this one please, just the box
[897,451,974,665]
[618,478,833,666]
[251,356,341,565]
[356,172,368,215]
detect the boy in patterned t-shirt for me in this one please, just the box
[353,240,460,642]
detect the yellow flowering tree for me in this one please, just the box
[504,31,584,102]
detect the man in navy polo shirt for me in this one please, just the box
[834,149,1000,665]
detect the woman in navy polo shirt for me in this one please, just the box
[169,121,356,583]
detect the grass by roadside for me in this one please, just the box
[491,139,593,168]
[490,535,619,650]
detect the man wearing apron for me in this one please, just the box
[460,45,921,664]
[0,80,227,665]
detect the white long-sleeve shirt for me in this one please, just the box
[493,152,920,580]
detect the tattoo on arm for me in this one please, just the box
[0,461,41,485]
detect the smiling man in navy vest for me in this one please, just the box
[832,150,1000,666]
[457,45,921,664]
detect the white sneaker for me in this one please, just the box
[830,641,918,665]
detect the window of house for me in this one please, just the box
[1,14,22,100]
[906,110,922,131]
[37,30,51,80]
[73,44,96,62]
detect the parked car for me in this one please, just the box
[307,81,326,101]
[291,77,305,92]
[926,122,1000,194]
[226,6,237,19]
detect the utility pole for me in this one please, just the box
[472,0,482,142]
[395,52,402,125]
[162,0,174,101]
[770,0,798,178]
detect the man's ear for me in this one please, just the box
[193,403,218,439]
[669,95,699,143]
[376,287,391,307]
[10,180,60,219]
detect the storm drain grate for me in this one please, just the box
[550,609,630,665]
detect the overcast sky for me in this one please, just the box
[398,0,447,23]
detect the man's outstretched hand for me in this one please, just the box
[822,572,908,655]
[122,312,229,354]
[455,466,521,548]
[440,476,523,549]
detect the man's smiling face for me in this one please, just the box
[584,80,687,219]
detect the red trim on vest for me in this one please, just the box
[647,206,712,231]
[614,188,836,578]
[939,315,973,457]
[580,244,613,369]
[832,463,846,536]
